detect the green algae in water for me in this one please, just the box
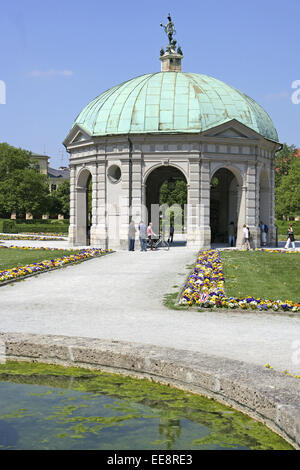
[0,361,293,450]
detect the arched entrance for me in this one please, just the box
[76,168,92,245]
[210,168,241,245]
[145,166,187,242]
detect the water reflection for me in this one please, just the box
[0,363,293,451]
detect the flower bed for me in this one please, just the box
[0,247,112,284]
[180,249,300,312]
[19,232,66,237]
[0,234,66,241]
[0,245,73,251]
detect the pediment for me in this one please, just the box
[202,119,261,141]
[213,127,249,139]
[71,131,87,143]
[63,124,92,148]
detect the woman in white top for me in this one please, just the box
[242,224,251,250]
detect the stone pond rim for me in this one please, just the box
[1,333,299,449]
[71,71,279,143]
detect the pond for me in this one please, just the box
[0,361,293,450]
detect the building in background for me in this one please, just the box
[47,166,70,192]
[31,153,70,192]
[31,152,49,175]
[11,152,70,220]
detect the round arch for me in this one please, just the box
[210,164,243,188]
[143,162,188,185]
[210,167,242,245]
[75,167,93,245]
[144,165,188,241]
[77,167,92,188]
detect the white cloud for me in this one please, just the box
[263,91,289,102]
[29,69,73,78]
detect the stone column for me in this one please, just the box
[119,156,131,250]
[91,163,97,227]
[245,164,259,248]
[236,184,246,247]
[141,183,147,223]
[90,161,108,248]
[187,158,199,247]
[68,165,76,245]
[255,163,262,247]
[197,159,211,248]
[131,154,142,248]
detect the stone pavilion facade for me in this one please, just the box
[63,22,281,250]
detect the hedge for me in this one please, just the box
[15,223,69,234]
[15,219,69,225]
[0,219,17,233]
[0,219,69,234]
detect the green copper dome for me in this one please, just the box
[73,72,278,142]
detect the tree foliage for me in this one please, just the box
[159,179,187,228]
[274,143,298,186]
[0,143,31,180]
[159,179,187,207]
[48,180,70,217]
[0,168,49,218]
[0,142,50,218]
[275,158,300,219]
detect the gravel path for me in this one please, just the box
[0,238,299,375]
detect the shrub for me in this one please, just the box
[15,223,69,234]
[15,218,69,225]
[0,219,17,233]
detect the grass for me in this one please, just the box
[163,292,188,310]
[0,247,80,272]
[220,251,300,303]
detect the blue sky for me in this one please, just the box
[0,0,299,168]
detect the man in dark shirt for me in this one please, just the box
[168,224,174,244]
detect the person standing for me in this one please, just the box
[260,221,268,246]
[138,220,147,252]
[147,222,157,251]
[228,221,235,247]
[285,224,296,249]
[168,224,174,244]
[242,224,250,250]
[128,220,136,251]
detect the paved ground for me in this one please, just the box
[0,237,300,375]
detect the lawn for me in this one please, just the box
[0,247,80,271]
[220,251,300,303]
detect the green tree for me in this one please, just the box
[275,158,300,219]
[0,143,54,218]
[275,143,298,186]
[0,168,50,218]
[50,180,70,217]
[159,179,187,229]
[160,179,187,207]
[46,192,62,219]
[0,142,31,180]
